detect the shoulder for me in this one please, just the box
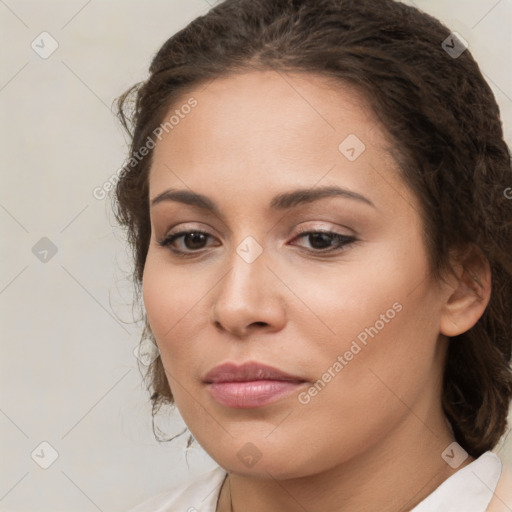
[486,455,512,512]
[128,466,228,512]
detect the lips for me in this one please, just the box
[203,361,307,408]
[203,361,305,383]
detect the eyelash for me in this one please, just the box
[157,228,357,258]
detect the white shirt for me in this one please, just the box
[129,451,505,511]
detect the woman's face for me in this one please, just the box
[143,70,453,478]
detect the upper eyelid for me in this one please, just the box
[163,222,353,238]
[161,227,355,247]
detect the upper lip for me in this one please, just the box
[203,361,306,383]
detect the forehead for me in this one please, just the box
[148,70,407,210]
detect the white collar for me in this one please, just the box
[411,451,502,512]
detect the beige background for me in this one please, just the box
[0,0,511,510]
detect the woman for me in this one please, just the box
[114,0,512,510]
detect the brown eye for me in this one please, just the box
[292,230,356,253]
[158,230,216,255]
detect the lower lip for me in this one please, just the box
[207,380,305,408]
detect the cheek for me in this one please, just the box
[295,238,442,399]
[303,278,443,445]
[285,298,442,473]
[286,246,426,352]
[142,254,193,349]
[142,251,217,375]
[142,262,173,340]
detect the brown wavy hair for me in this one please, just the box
[112,0,512,456]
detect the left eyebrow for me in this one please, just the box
[270,186,375,210]
[150,185,376,211]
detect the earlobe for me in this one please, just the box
[439,245,492,337]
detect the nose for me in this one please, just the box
[210,244,287,338]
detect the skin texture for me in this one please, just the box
[143,70,491,512]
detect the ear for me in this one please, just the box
[439,245,492,337]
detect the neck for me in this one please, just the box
[217,413,473,512]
